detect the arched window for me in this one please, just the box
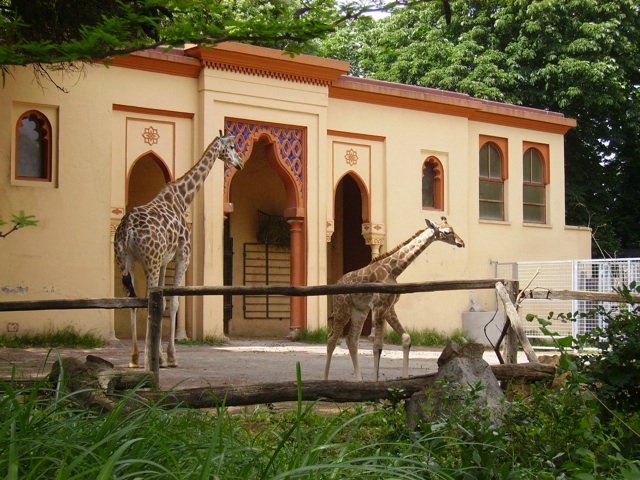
[15,110,52,181]
[523,147,547,223]
[479,140,507,220]
[422,156,444,210]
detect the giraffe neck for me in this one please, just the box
[169,138,220,210]
[375,227,437,279]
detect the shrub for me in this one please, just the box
[573,283,640,411]
[530,282,640,413]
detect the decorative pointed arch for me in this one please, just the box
[422,156,444,211]
[223,119,306,218]
[126,151,172,210]
[334,171,370,223]
[223,118,308,333]
[15,109,53,181]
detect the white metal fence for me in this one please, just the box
[496,258,640,338]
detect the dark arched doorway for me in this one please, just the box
[330,173,372,336]
[114,152,171,339]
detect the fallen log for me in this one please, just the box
[491,362,556,381]
[1,357,558,408]
[137,362,557,408]
[137,374,438,407]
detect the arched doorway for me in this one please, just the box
[223,120,307,337]
[114,152,171,338]
[329,173,372,336]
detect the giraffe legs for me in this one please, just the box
[166,249,189,368]
[156,266,167,368]
[386,306,411,378]
[324,311,349,381]
[129,307,140,368]
[143,269,163,371]
[166,295,178,368]
[372,309,385,381]
[118,254,142,368]
[345,308,367,381]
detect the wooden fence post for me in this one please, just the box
[503,281,519,363]
[147,289,164,388]
[497,281,539,364]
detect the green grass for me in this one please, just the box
[294,326,473,347]
[0,325,106,348]
[292,327,330,344]
[176,335,227,346]
[1,370,639,479]
[384,327,473,347]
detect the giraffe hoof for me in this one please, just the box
[129,362,140,368]
[166,362,178,368]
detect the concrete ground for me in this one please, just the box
[0,339,526,390]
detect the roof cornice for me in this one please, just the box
[110,47,201,78]
[110,44,576,134]
[330,76,577,134]
[185,42,351,87]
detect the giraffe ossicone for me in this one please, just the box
[324,216,465,382]
[114,131,243,370]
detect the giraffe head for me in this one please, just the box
[426,216,465,248]
[217,130,244,171]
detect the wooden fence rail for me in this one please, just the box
[0,278,503,388]
[144,279,505,379]
[3,282,636,313]
[3,279,638,386]
[151,279,504,297]
[0,279,502,313]
[522,288,640,304]
[0,297,147,312]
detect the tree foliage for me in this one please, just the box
[0,211,38,238]
[0,0,449,66]
[0,0,452,91]
[314,0,640,257]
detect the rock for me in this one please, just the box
[538,354,569,389]
[406,342,505,430]
[49,355,149,412]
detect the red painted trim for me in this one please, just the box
[113,104,194,119]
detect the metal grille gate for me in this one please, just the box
[496,258,640,338]
[243,243,291,319]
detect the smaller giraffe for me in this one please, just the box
[324,217,465,381]
[114,131,243,370]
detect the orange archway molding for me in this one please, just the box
[223,118,308,333]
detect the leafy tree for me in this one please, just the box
[0,0,451,87]
[314,0,640,257]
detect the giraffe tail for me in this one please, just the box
[122,272,137,298]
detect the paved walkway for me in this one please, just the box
[0,339,529,390]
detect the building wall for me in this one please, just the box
[2,66,115,337]
[0,60,200,339]
[0,43,591,340]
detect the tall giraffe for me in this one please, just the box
[114,131,243,370]
[324,217,465,381]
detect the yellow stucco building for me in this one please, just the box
[0,42,591,341]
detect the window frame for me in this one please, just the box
[522,142,550,224]
[14,109,53,182]
[421,156,444,211]
[479,136,508,221]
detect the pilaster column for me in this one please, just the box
[326,220,334,242]
[288,217,306,334]
[361,222,385,260]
